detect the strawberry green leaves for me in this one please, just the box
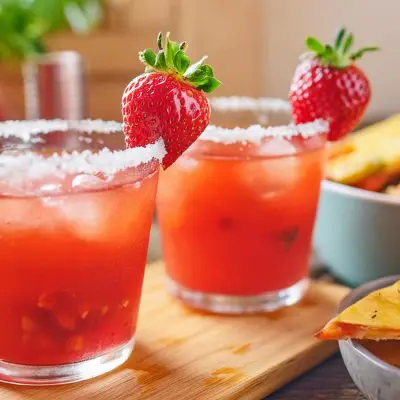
[334,27,346,50]
[165,33,180,69]
[174,50,190,74]
[185,60,220,92]
[138,32,221,93]
[139,49,156,69]
[305,27,379,69]
[350,46,380,61]
[306,37,325,55]
[342,33,354,54]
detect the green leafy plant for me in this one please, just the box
[0,0,103,62]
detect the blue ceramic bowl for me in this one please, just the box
[338,275,400,400]
[313,180,400,287]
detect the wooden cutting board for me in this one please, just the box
[0,262,349,400]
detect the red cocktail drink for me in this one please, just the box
[0,120,164,384]
[157,121,328,313]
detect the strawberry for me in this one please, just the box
[290,28,378,141]
[122,32,221,168]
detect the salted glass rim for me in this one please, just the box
[198,119,329,144]
[0,119,166,180]
[183,119,329,160]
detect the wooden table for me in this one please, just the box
[147,239,363,399]
[269,354,365,399]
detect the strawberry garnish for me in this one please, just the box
[122,32,221,169]
[290,28,378,141]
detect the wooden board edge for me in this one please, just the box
[233,341,339,400]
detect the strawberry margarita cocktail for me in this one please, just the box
[0,120,164,384]
[157,120,329,314]
[0,32,220,385]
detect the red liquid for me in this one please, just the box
[157,138,325,295]
[0,171,158,365]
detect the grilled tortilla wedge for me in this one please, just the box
[316,280,400,341]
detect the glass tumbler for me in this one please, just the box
[157,115,328,314]
[0,120,164,384]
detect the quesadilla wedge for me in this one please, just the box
[316,280,400,340]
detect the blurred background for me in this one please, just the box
[0,0,398,123]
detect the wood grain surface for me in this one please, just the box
[0,263,349,400]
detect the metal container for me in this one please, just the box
[23,51,86,120]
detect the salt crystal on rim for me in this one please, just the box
[210,97,291,113]
[199,119,329,145]
[0,119,123,141]
[0,119,166,180]
[0,139,166,180]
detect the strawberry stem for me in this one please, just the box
[138,32,221,93]
[305,27,379,69]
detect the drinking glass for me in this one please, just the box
[0,120,164,384]
[157,107,328,314]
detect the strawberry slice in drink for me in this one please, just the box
[122,32,221,168]
[290,27,378,141]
